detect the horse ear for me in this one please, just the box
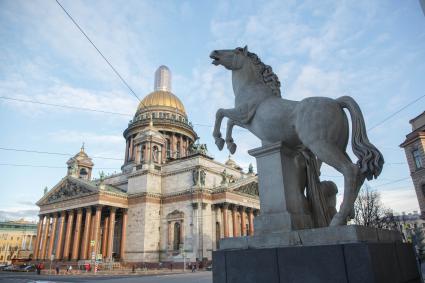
[243,45,248,55]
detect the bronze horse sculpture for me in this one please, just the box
[210,46,384,226]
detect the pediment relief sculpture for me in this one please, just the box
[234,182,259,196]
[46,180,93,204]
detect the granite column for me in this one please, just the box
[62,210,74,260]
[80,207,92,259]
[55,211,66,260]
[120,209,127,260]
[71,208,83,260]
[107,207,116,259]
[47,213,58,259]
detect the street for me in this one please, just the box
[0,271,212,283]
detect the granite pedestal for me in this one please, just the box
[212,240,420,283]
[212,143,421,283]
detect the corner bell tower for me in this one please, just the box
[66,144,94,180]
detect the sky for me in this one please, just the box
[0,0,424,221]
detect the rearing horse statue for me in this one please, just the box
[210,46,384,226]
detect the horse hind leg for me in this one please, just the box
[304,140,361,226]
[225,119,237,154]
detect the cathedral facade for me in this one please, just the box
[34,66,260,265]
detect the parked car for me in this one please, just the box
[206,264,213,271]
[0,264,10,271]
[3,265,15,271]
[19,265,36,272]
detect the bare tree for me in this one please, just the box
[353,183,399,229]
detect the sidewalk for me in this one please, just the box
[40,268,191,276]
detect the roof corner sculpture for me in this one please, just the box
[210,46,384,226]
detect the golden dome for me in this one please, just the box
[137,90,186,114]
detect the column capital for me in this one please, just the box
[110,206,117,213]
[222,202,230,209]
[239,206,246,212]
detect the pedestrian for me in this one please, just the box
[36,263,41,275]
[55,264,59,275]
[132,264,135,273]
[191,263,196,273]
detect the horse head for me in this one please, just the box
[209,46,249,70]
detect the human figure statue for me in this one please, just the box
[221,169,227,185]
[192,169,199,186]
[210,46,384,226]
[152,146,158,162]
[248,163,254,174]
[99,171,105,181]
[200,170,206,186]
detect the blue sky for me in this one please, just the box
[0,0,424,221]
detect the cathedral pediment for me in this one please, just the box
[37,176,97,206]
[233,181,259,196]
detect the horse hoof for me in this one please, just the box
[215,138,225,150]
[227,142,237,154]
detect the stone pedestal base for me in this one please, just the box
[219,225,402,250]
[213,241,421,283]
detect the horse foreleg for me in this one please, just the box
[213,108,249,151]
[225,119,238,154]
[213,108,226,150]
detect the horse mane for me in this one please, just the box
[238,48,281,97]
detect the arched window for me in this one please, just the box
[173,222,181,251]
[166,139,171,158]
[176,141,181,158]
[79,168,88,179]
[141,145,146,162]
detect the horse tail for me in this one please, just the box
[337,96,384,180]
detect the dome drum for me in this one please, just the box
[122,66,197,170]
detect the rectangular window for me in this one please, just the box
[413,149,423,169]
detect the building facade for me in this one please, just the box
[400,111,425,218]
[34,66,259,265]
[0,219,37,264]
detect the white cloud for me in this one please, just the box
[287,65,344,100]
[0,209,38,222]
[0,78,138,119]
[48,130,123,145]
[380,188,419,214]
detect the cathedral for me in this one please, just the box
[33,66,260,266]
